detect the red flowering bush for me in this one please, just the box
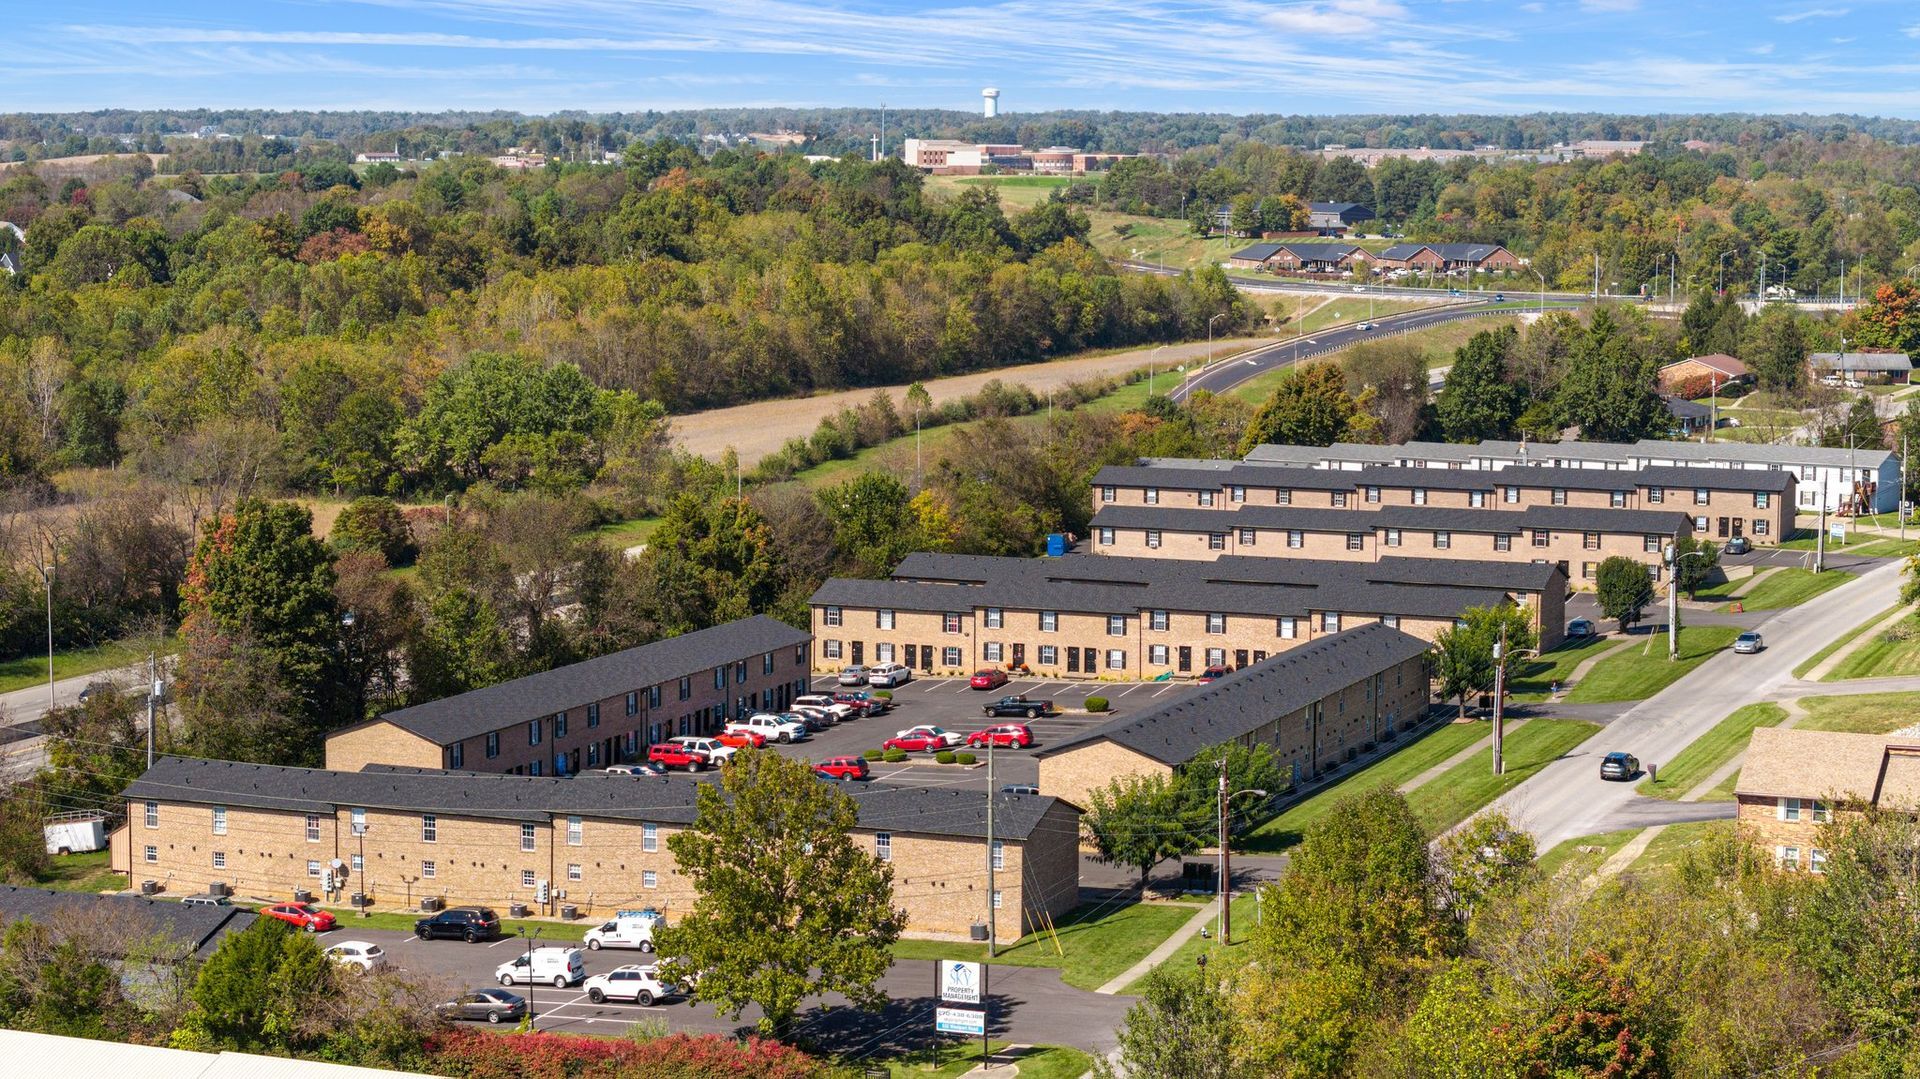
[426,1029,843,1079]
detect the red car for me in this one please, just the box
[814,756,872,781]
[1198,664,1233,684]
[831,692,889,716]
[715,729,767,749]
[883,726,965,752]
[264,902,336,933]
[966,724,1034,749]
[969,669,1010,690]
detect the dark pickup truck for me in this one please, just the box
[982,695,1053,719]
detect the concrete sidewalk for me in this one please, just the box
[1092,902,1217,995]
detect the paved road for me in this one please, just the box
[0,662,161,782]
[1168,300,1581,403]
[1484,559,1903,851]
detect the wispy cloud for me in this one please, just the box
[1579,0,1641,12]
[1264,0,1408,36]
[1774,6,1848,23]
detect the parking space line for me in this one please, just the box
[1153,683,1183,695]
[1115,684,1143,696]
[488,936,519,947]
[401,935,418,943]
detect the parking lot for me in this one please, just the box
[766,674,1201,791]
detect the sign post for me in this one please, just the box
[936,960,988,1067]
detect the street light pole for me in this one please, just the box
[1492,625,1507,776]
[1718,250,1730,296]
[36,559,53,712]
[1208,313,1226,370]
[1216,774,1269,946]
[1150,345,1166,397]
[358,826,368,917]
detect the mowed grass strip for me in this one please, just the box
[1564,626,1741,704]
[878,1040,1092,1079]
[1508,635,1621,701]
[1240,720,1490,853]
[1717,568,1856,612]
[1404,719,1602,835]
[1827,612,1920,680]
[1796,603,1901,679]
[1794,691,1920,735]
[0,631,184,695]
[890,899,1199,990]
[1535,827,1642,880]
[1624,819,1733,877]
[1634,703,1788,800]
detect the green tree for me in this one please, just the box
[173,917,332,1054]
[1430,603,1536,720]
[1238,362,1375,453]
[1431,812,1536,926]
[330,496,416,566]
[630,494,782,635]
[1096,965,1241,1079]
[40,688,147,811]
[408,586,513,701]
[1509,950,1662,1078]
[1596,556,1654,632]
[818,472,931,578]
[1743,305,1808,392]
[1387,961,1516,1079]
[653,749,904,1038]
[1819,394,1886,451]
[1181,742,1286,829]
[1435,326,1522,442]
[1556,325,1666,442]
[1670,534,1719,599]
[1084,773,1210,886]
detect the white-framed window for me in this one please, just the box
[1492,534,1511,552]
[1101,485,1116,503]
[350,853,362,873]
[1778,797,1802,822]
[876,642,896,663]
[1384,528,1402,547]
[1332,491,1349,507]
[522,869,536,888]
[1040,610,1058,632]
[1146,530,1162,549]
[521,823,537,852]
[1229,485,1246,503]
[944,613,963,634]
[1150,610,1169,631]
[943,646,963,666]
[1346,533,1365,551]
[1198,489,1215,507]
[876,832,892,861]
[1277,489,1293,505]
[1811,800,1831,823]
[992,890,1004,910]
[212,806,227,835]
[568,863,583,881]
[1206,613,1226,634]
[422,814,437,843]
[626,691,640,716]
[422,860,436,879]
[1208,532,1226,550]
[1644,534,1662,552]
[529,718,542,746]
[212,851,226,869]
[1149,644,1169,664]
[1755,491,1771,509]
[307,860,322,878]
[1322,612,1341,633]
[1434,531,1451,550]
[486,731,500,758]
[823,606,843,627]
[1503,486,1519,504]
[306,814,322,842]
[1582,561,1596,580]
[1039,645,1059,664]
[1240,528,1256,546]
[1382,615,1400,628]
[1778,846,1800,871]
[1531,529,1550,548]
[643,823,658,852]
[143,845,157,864]
[643,870,658,888]
[985,607,1004,629]
[1754,519,1771,536]
[1144,487,1160,505]
[1288,530,1304,549]
[450,743,465,768]
[555,711,567,738]
[567,816,583,845]
[1107,615,1126,636]
[144,801,158,828]
[1098,527,1115,545]
[1694,488,1710,506]
[878,609,895,630]
[1551,488,1567,505]
[984,642,1004,662]
[823,639,844,659]
[1365,485,1381,504]
[1810,848,1828,874]
[1647,486,1664,504]
[1278,616,1297,639]
[1610,490,1627,507]
[1583,532,1600,550]
[1205,647,1225,666]
[992,840,1005,870]
[1469,490,1487,508]
[1411,488,1427,506]
[1694,516,1709,531]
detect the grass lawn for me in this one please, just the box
[877,1040,1092,1079]
[1795,603,1901,678]
[1714,568,1856,612]
[889,899,1198,991]
[1635,703,1788,800]
[1850,538,1920,559]
[1563,626,1741,704]
[940,175,1077,210]
[0,632,183,695]
[1826,611,1920,680]
[1119,893,1257,993]
[584,515,660,551]
[1626,819,1732,877]
[1240,720,1491,853]
[1535,827,1641,880]
[35,851,122,893]
[1404,720,1603,835]
[1508,635,1622,702]
[1795,691,1920,735]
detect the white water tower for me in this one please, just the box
[982,88,1001,118]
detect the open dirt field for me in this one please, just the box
[669,337,1268,463]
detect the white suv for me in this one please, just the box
[725,714,809,744]
[584,964,679,1006]
[324,940,388,973]
[674,736,737,764]
[866,662,912,687]
[793,695,856,721]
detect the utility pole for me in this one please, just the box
[1491,623,1507,775]
[1593,252,1600,299]
[1905,434,1910,542]
[146,652,158,769]
[986,739,996,959]
[914,408,923,490]
[37,558,53,712]
[1708,374,1718,443]
[1816,477,1827,573]
[1666,544,1679,660]
[1216,756,1229,943]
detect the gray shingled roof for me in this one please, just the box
[1092,465,1231,490]
[1274,243,1362,262]
[1225,464,1361,490]
[124,757,1065,841]
[1520,505,1690,533]
[1091,504,1377,534]
[1633,464,1793,492]
[0,885,256,960]
[377,616,809,744]
[1231,243,1285,262]
[1810,352,1912,373]
[1036,624,1430,766]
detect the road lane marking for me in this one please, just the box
[488,936,520,947]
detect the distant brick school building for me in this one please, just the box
[1373,242,1520,272]
[325,617,812,777]
[1035,624,1432,808]
[809,552,1564,680]
[113,758,1079,945]
[1657,354,1750,395]
[1227,242,1364,274]
[1734,726,1920,874]
[900,138,1131,176]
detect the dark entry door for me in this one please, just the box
[851,640,863,665]
[1011,643,1025,667]
[1066,647,1080,673]
[1717,517,1730,538]
[1234,649,1249,669]
[1177,646,1192,672]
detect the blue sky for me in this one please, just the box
[17,0,1920,116]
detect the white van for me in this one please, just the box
[584,910,663,952]
[495,946,586,988]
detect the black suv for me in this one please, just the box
[415,906,502,942]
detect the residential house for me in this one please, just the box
[1734,726,1920,873]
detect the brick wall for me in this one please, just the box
[1735,794,1836,871]
[326,724,444,771]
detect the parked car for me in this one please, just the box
[715,729,768,750]
[604,762,669,777]
[648,737,735,771]
[831,690,890,716]
[793,695,856,721]
[1000,784,1040,796]
[787,706,835,732]
[725,713,808,744]
[1725,535,1751,555]
[1198,664,1233,683]
[179,893,233,909]
[1566,618,1596,638]
[324,940,389,973]
[1734,631,1765,654]
[866,663,913,688]
[837,665,871,686]
[415,906,502,942]
[1599,752,1640,781]
[262,902,336,933]
[969,669,1010,690]
[884,725,965,752]
[982,695,1051,719]
[966,724,1035,749]
[584,964,680,1006]
[496,946,586,988]
[584,911,663,952]
[814,756,872,781]
[436,987,527,1024]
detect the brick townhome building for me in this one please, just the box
[326,616,811,776]
[1734,727,1920,874]
[1035,624,1431,808]
[113,758,1079,945]
[810,552,1563,680]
